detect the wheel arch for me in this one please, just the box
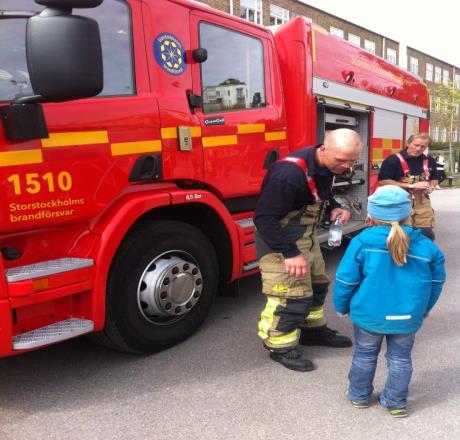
[129,203,234,288]
[90,190,238,330]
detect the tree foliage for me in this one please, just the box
[432,80,460,174]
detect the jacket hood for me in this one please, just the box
[357,225,423,249]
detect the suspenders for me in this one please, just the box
[396,153,430,180]
[396,153,430,202]
[279,156,322,203]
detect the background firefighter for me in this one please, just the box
[378,133,439,241]
[254,128,363,372]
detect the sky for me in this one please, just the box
[301,0,460,68]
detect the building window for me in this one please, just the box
[200,22,266,113]
[442,69,449,85]
[435,66,442,83]
[452,129,458,142]
[440,127,447,142]
[425,63,433,82]
[269,4,289,26]
[240,0,263,25]
[431,126,439,142]
[455,74,460,89]
[330,27,344,38]
[440,98,447,113]
[431,96,441,113]
[364,39,375,54]
[348,33,360,46]
[386,48,397,64]
[409,57,418,75]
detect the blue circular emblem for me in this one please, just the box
[153,33,186,76]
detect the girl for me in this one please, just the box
[333,185,446,418]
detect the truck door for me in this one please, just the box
[189,11,287,205]
[0,0,161,233]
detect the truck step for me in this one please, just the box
[235,218,254,229]
[243,261,259,271]
[13,318,94,350]
[6,258,94,282]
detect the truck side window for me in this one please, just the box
[199,22,266,113]
[0,0,134,102]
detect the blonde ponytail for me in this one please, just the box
[367,217,410,266]
[386,221,409,266]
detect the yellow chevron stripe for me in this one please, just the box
[237,123,265,134]
[41,131,108,148]
[161,126,202,139]
[265,131,286,141]
[202,135,237,148]
[111,140,162,156]
[0,149,43,167]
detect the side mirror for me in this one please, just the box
[0,0,104,141]
[25,8,103,103]
[192,48,208,64]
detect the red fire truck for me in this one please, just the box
[0,0,429,356]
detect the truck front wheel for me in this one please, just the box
[97,220,218,353]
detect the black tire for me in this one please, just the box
[94,220,218,353]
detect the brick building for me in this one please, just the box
[197,0,460,148]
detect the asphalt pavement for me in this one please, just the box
[0,188,459,440]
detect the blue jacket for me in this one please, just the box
[333,226,446,334]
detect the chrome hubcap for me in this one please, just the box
[137,252,203,324]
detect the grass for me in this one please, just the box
[440,175,460,188]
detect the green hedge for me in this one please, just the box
[430,142,460,150]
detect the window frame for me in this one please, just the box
[269,4,290,26]
[330,26,344,39]
[409,56,418,75]
[348,33,360,47]
[364,39,376,54]
[386,47,397,64]
[442,69,449,86]
[425,63,433,82]
[240,0,263,25]
[434,66,442,83]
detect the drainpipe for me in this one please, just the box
[230,0,233,15]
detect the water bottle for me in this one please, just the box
[327,215,343,247]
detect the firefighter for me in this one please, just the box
[255,128,363,372]
[378,133,438,241]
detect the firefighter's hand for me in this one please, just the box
[331,208,351,223]
[284,255,308,278]
[413,181,430,191]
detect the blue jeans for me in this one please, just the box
[347,324,416,408]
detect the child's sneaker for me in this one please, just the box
[345,391,369,408]
[377,394,408,418]
[387,407,408,418]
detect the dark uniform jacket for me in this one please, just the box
[378,149,438,183]
[254,146,339,258]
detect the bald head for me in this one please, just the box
[324,128,363,152]
[317,128,363,174]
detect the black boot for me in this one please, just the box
[299,326,352,348]
[268,347,315,372]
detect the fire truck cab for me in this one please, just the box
[0,0,429,357]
